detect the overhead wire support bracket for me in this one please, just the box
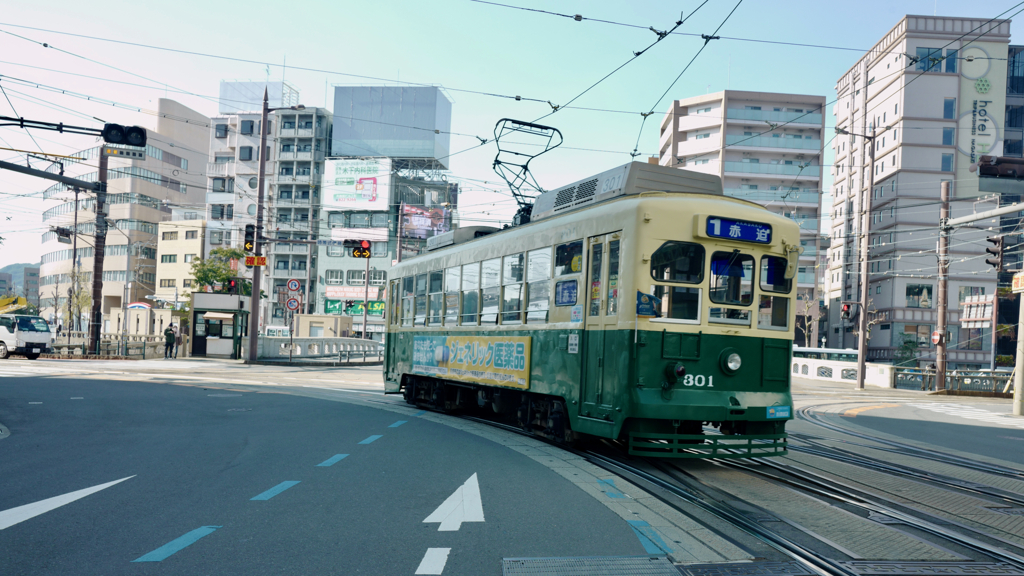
[491,118,563,224]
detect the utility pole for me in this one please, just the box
[89,152,109,355]
[362,256,370,340]
[71,186,79,333]
[1015,296,1023,416]
[305,189,314,314]
[854,125,876,390]
[248,89,270,362]
[935,181,951,391]
[396,202,405,263]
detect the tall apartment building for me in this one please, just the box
[206,91,331,331]
[826,15,1010,369]
[23,267,40,307]
[659,90,826,346]
[0,273,13,297]
[37,99,209,331]
[154,208,206,306]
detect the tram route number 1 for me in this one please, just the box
[680,374,714,387]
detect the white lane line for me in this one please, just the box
[415,548,451,575]
[424,473,484,531]
[70,397,83,400]
[0,476,135,530]
[28,402,42,405]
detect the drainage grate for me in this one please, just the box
[842,562,1024,575]
[677,562,814,576]
[503,555,678,576]
[986,507,1024,516]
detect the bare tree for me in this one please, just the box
[796,293,821,347]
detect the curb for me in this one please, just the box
[244,360,383,367]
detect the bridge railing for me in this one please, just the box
[893,367,1014,393]
[257,336,382,362]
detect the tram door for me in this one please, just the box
[580,232,623,420]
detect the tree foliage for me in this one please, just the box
[892,333,919,367]
[190,248,248,293]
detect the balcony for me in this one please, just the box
[207,163,236,177]
[277,174,311,185]
[723,162,819,177]
[788,218,820,233]
[724,134,822,151]
[726,109,822,125]
[275,195,311,206]
[724,189,820,204]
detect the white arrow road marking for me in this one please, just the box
[423,473,484,531]
[415,548,451,575]
[0,476,135,531]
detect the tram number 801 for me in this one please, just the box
[680,374,714,387]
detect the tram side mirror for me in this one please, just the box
[783,243,803,280]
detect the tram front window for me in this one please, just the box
[649,241,704,321]
[709,250,753,306]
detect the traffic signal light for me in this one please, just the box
[345,300,355,310]
[244,224,256,253]
[841,303,852,320]
[985,236,1004,271]
[227,279,238,294]
[101,123,147,147]
[344,239,372,258]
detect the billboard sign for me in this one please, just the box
[323,158,392,211]
[401,204,451,240]
[325,286,380,300]
[411,335,531,389]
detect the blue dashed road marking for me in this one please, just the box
[359,435,383,444]
[316,454,349,467]
[251,481,300,501]
[414,411,427,416]
[132,526,221,562]
[389,420,407,428]
[597,479,628,498]
[627,520,673,554]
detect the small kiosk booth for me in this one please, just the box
[191,293,250,359]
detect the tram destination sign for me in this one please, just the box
[706,216,772,244]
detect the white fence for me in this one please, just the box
[257,336,381,361]
[791,357,896,388]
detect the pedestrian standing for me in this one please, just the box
[173,324,181,359]
[56,323,62,337]
[164,324,175,359]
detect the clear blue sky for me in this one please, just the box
[0,0,1015,268]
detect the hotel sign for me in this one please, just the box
[956,42,1008,197]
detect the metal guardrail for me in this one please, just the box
[893,367,1013,393]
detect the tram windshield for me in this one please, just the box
[709,251,753,305]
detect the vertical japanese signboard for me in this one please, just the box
[411,335,531,389]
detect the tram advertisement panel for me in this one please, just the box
[412,335,531,390]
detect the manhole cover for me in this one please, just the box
[677,562,814,576]
[843,562,1024,575]
[503,556,677,576]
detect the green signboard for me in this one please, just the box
[325,299,385,316]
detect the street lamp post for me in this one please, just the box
[836,125,879,390]
[248,89,305,363]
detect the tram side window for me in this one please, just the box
[402,277,414,326]
[758,256,790,330]
[414,274,428,326]
[649,241,704,321]
[607,240,620,315]
[444,267,460,325]
[389,280,399,325]
[461,262,480,325]
[480,258,501,324]
[526,247,552,323]
[555,240,584,275]
[589,243,603,317]
[502,253,524,324]
[428,271,444,326]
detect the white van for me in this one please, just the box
[0,315,53,360]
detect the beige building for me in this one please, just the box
[659,90,826,346]
[155,208,206,307]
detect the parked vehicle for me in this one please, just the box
[0,314,53,360]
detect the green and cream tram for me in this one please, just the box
[384,162,799,458]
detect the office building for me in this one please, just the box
[0,272,12,296]
[23,267,40,307]
[658,90,826,346]
[825,15,1010,369]
[154,208,206,307]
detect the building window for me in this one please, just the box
[215,124,228,138]
[903,324,933,348]
[916,47,942,72]
[371,241,387,258]
[941,153,953,172]
[212,178,226,192]
[371,213,388,227]
[370,270,387,286]
[210,231,223,245]
[327,246,343,257]
[183,279,193,287]
[211,204,234,220]
[239,147,253,161]
[241,120,254,135]
[694,133,710,139]
[347,269,365,286]
[942,127,955,146]
[280,166,294,176]
[1007,139,1024,157]
[959,286,985,303]
[945,49,957,74]
[185,230,198,240]
[906,284,933,309]
[349,213,369,228]
[943,98,956,119]
[161,231,178,241]
[326,270,344,285]
[159,279,175,287]
[160,254,177,263]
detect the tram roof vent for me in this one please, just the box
[426,226,500,251]
[531,162,722,222]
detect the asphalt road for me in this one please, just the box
[0,371,646,575]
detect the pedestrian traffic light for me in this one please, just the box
[101,123,147,147]
[244,224,256,253]
[841,303,852,320]
[344,239,372,258]
[985,236,1004,271]
[345,300,355,310]
[227,279,238,295]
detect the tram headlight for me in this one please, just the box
[719,348,742,374]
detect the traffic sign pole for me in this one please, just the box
[1013,272,1024,416]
